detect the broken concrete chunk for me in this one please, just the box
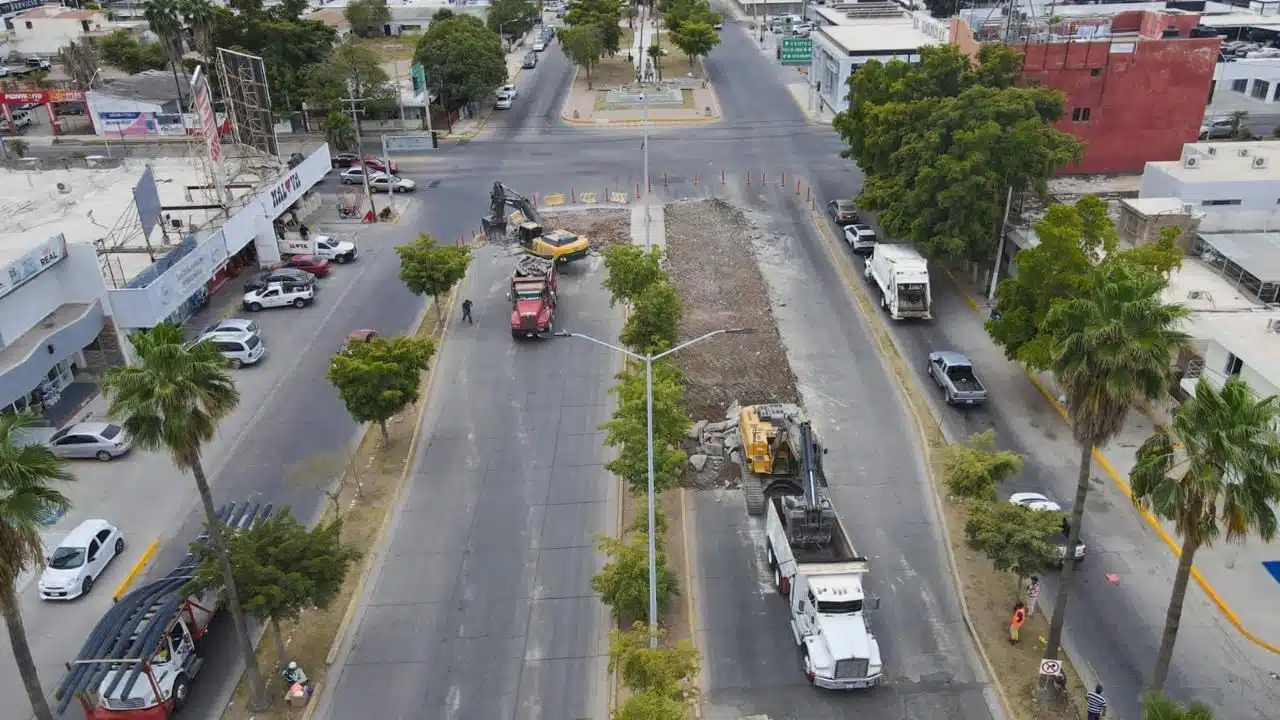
[689,454,709,472]
[688,419,708,440]
[704,442,724,457]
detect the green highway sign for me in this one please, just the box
[780,38,813,65]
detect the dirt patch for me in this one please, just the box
[541,209,632,253]
[218,294,452,720]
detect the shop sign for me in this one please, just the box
[0,234,67,301]
[781,38,813,65]
[269,172,302,210]
[0,0,42,17]
[0,89,85,105]
[154,242,213,316]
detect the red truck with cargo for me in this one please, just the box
[510,254,557,339]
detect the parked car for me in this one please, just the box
[201,318,261,338]
[1009,493,1087,564]
[369,174,417,193]
[827,199,859,226]
[843,223,877,254]
[927,350,987,406]
[1200,117,1236,140]
[497,84,519,99]
[46,422,133,461]
[495,91,515,110]
[523,52,538,69]
[340,167,374,184]
[243,282,315,311]
[25,57,51,69]
[189,329,265,369]
[244,267,316,292]
[533,38,546,51]
[268,254,332,277]
[39,519,125,600]
[331,152,361,168]
[362,155,398,174]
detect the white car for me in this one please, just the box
[495,92,514,110]
[201,318,261,337]
[39,519,125,600]
[243,282,314,311]
[340,167,375,184]
[533,39,546,52]
[46,422,133,461]
[369,174,417,193]
[843,224,878,255]
[189,328,265,368]
[1008,492,1088,562]
[497,84,518,98]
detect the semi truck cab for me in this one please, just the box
[790,570,883,689]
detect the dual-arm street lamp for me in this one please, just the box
[556,327,756,647]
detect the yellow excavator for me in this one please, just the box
[738,403,828,517]
[481,182,591,263]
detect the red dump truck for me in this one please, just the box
[510,254,557,339]
[55,502,273,720]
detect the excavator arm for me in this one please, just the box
[481,182,545,242]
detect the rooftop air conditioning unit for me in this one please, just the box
[1239,148,1251,157]
[1254,156,1269,169]
[1188,290,1205,299]
[1184,156,1199,168]
[56,182,71,194]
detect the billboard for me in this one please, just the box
[191,66,222,166]
[0,89,86,105]
[216,48,279,158]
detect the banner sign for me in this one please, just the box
[0,89,85,104]
[781,38,814,65]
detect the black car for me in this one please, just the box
[330,152,361,169]
[244,268,316,292]
[522,52,538,69]
[827,199,860,226]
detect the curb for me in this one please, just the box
[940,268,1280,658]
[809,210,1015,720]
[111,539,159,601]
[680,486,704,720]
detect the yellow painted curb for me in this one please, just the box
[809,212,1015,720]
[942,268,1280,656]
[680,487,704,720]
[322,291,461,668]
[112,539,159,601]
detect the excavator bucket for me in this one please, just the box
[481,216,507,244]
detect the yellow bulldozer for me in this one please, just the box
[738,403,827,516]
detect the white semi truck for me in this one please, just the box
[760,421,883,690]
[864,244,932,320]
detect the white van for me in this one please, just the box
[12,110,33,128]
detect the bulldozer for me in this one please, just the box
[738,404,833,537]
[481,182,591,263]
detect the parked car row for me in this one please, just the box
[338,166,417,192]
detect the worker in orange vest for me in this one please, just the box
[1010,601,1027,644]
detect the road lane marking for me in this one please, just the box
[112,539,159,601]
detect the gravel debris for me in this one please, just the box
[664,198,800,489]
[540,209,631,253]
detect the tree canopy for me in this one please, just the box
[415,14,507,111]
[592,528,677,623]
[964,501,1064,596]
[565,0,622,55]
[561,24,605,89]
[620,280,682,355]
[487,0,540,40]
[300,39,396,121]
[327,335,436,442]
[602,360,689,496]
[602,245,665,307]
[941,430,1023,502]
[207,6,337,112]
[395,234,473,309]
[608,622,700,704]
[662,0,721,33]
[833,44,1081,262]
[94,29,169,74]
[345,0,392,37]
[669,20,718,68]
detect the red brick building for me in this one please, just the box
[950,10,1220,175]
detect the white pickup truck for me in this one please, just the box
[277,234,358,263]
[764,495,883,690]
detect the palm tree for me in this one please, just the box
[101,324,271,711]
[0,411,74,720]
[143,0,187,109]
[1141,691,1214,719]
[180,0,218,60]
[1040,261,1191,661]
[1131,376,1280,691]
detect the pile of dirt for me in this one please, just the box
[664,198,800,489]
[540,209,631,252]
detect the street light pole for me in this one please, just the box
[556,327,756,647]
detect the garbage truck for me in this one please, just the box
[864,244,932,320]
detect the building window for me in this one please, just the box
[1225,353,1244,376]
[1253,79,1271,99]
[1201,199,1243,206]
[1071,107,1091,122]
[1232,78,1248,92]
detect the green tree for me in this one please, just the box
[1040,262,1191,662]
[669,19,718,69]
[1121,225,1186,280]
[0,412,73,720]
[602,361,689,496]
[662,0,720,34]
[327,335,436,443]
[395,233,473,313]
[208,11,335,112]
[613,691,686,720]
[487,0,539,42]
[94,29,168,73]
[964,501,1063,599]
[143,0,188,105]
[415,14,506,120]
[647,41,662,81]
[101,323,270,711]
[5,138,29,158]
[186,509,359,672]
[834,44,1081,262]
[941,430,1022,502]
[621,280,681,355]
[325,111,356,151]
[561,23,604,89]
[57,39,99,88]
[602,244,664,307]
[270,0,309,21]
[1130,376,1280,691]
[181,0,219,58]
[592,530,677,622]
[608,622,700,700]
[303,39,396,119]
[345,0,392,37]
[1141,691,1215,719]
[565,0,621,55]
[610,360,690,448]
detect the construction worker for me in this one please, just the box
[1010,601,1026,644]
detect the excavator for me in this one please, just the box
[481,182,591,263]
[738,404,836,543]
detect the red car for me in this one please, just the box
[270,254,331,277]
[362,155,399,174]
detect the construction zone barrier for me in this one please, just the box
[545,193,566,207]
[610,192,629,204]
[580,192,598,204]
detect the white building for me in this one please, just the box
[1213,58,1280,108]
[9,5,108,56]
[0,145,331,420]
[1140,140,1280,212]
[808,5,943,115]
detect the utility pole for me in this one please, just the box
[380,134,396,218]
[642,92,650,248]
[341,96,378,222]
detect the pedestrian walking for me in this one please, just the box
[1009,601,1026,644]
[299,223,310,241]
[1026,576,1041,617]
[1086,684,1107,720]
[461,298,473,325]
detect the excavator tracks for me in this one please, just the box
[742,461,766,516]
